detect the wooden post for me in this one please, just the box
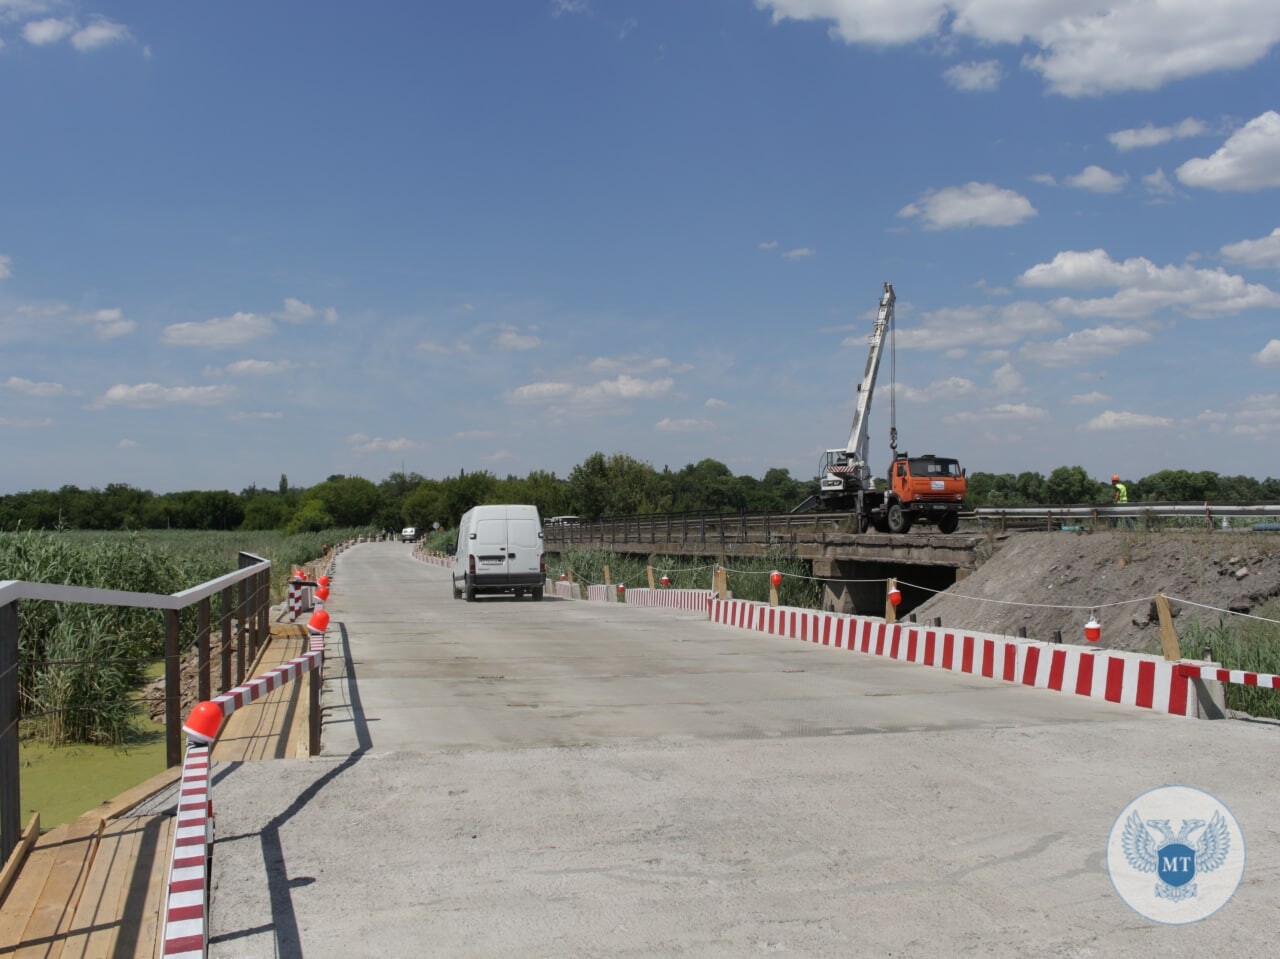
[219,584,233,694]
[769,577,779,607]
[197,597,211,704]
[0,600,20,865]
[647,566,655,589]
[1156,594,1183,661]
[604,565,613,602]
[885,577,897,623]
[163,608,182,768]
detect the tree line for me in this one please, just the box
[1,456,1277,534]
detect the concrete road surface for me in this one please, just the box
[208,541,1279,958]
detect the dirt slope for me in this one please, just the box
[910,530,1280,655]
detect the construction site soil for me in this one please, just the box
[912,529,1280,655]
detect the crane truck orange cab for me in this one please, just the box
[451,504,547,601]
[884,453,966,534]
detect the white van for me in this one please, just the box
[451,504,546,601]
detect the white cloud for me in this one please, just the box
[551,0,590,16]
[898,182,1036,230]
[117,438,139,448]
[1025,326,1154,367]
[228,410,285,421]
[757,1,1280,96]
[495,326,541,350]
[95,383,235,409]
[654,417,716,433]
[71,17,129,50]
[586,355,680,374]
[781,246,815,260]
[899,376,977,402]
[1142,168,1176,197]
[887,300,1060,353]
[989,362,1024,393]
[1109,118,1208,151]
[1256,340,1280,366]
[580,374,674,400]
[507,374,674,409]
[0,416,54,428]
[508,381,575,403]
[1220,228,1280,269]
[162,311,275,347]
[73,307,135,339]
[222,359,296,376]
[0,254,10,280]
[3,376,65,397]
[758,240,779,250]
[943,59,1002,92]
[1079,410,1175,431]
[1069,391,1109,405]
[274,298,317,323]
[1176,111,1280,191]
[1064,165,1128,193]
[1018,249,1280,318]
[705,397,729,408]
[945,403,1048,424]
[23,17,74,45]
[345,433,422,454]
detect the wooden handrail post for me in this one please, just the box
[0,600,20,865]
[163,608,182,768]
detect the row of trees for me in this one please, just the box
[2,458,1277,534]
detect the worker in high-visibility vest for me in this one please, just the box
[1111,474,1134,528]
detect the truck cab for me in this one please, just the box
[885,453,966,533]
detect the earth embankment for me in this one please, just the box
[913,530,1280,654]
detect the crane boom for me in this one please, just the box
[842,281,895,474]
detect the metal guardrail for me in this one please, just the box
[0,552,273,865]
[541,503,1280,549]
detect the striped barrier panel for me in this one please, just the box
[1176,663,1280,689]
[161,744,212,958]
[708,598,1192,717]
[161,623,329,958]
[287,581,302,622]
[587,584,610,602]
[610,588,713,612]
[550,580,580,599]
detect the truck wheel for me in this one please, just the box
[887,503,912,534]
[853,512,869,534]
[937,511,959,534]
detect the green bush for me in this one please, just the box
[1183,601,1280,719]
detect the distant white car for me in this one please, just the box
[401,527,418,542]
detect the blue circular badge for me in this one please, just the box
[1107,785,1245,924]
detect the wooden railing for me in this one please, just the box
[0,552,272,864]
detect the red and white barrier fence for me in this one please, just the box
[1176,663,1280,689]
[161,607,330,958]
[612,587,713,612]
[709,597,1193,716]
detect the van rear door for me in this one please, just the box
[507,514,542,577]
[472,514,510,579]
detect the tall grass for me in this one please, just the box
[1,527,369,746]
[1182,600,1280,719]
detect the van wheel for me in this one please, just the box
[452,578,462,600]
[532,587,544,601]
[887,503,912,534]
[466,579,477,602]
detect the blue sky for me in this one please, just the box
[1,0,1278,495]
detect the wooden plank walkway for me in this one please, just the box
[0,624,312,958]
